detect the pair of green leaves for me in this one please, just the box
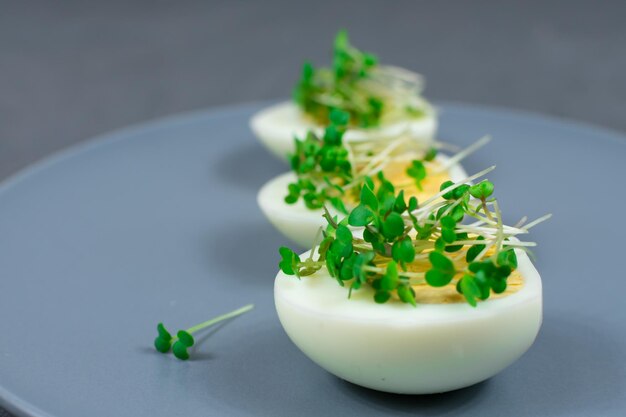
[439,179,493,203]
[425,252,456,287]
[406,148,437,190]
[279,247,302,276]
[469,180,495,199]
[154,323,195,361]
[372,261,416,306]
[407,161,426,191]
[457,251,517,305]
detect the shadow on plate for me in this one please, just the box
[211,142,286,192]
[202,313,624,416]
[335,378,488,415]
[501,313,625,416]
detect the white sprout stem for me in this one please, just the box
[514,216,528,228]
[185,304,255,335]
[493,200,505,256]
[354,135,411,175]
[462,212,551,234]
[411,166,497,214]
[345,141,358,180]
[308,227,323,261]
[431,135,492,174]
[455,224,528,235]
[473,240,496,263]
[522,213,553,230]
[429,140,461,153]
[450,239,536,247]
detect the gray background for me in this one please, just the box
[2,0,626,184]
[0,1,625,416]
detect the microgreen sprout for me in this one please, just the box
[154,304,254,360]
[285,110,491,215]
[278,168,550,307]
[293,30,431,127]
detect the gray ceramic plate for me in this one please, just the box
[0,102,625,417]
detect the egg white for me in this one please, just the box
[274,248,542,394]
[250,101,437,160]
[257,155,467,249]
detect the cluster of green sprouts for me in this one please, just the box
[279,168,550,307]
[154,304,253,360]
[285,108,490,215]
[286,109,353,214]
[293,30,430,128]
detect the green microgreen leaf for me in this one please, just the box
[154,336,172,354]
[382,212,405,240]
[397,284,417,306]
[466,237,486,262]
[440,180,455,200]
[154,323,173,353]
[394,190,407,213]
[361,184,379,211]
[279,247,301,276]
[424,148,438,162]
[154,305,254,361]
[469,180,494,199]
[172,341,190,360]
[392,237,415,265]
[406,160,426,190]
[425,270,452,287]
[336,225,353,244]
[380,261,399,291]
[459,274,481,307]
[329,108,350,126]
[348,204,374,226]
[157,322,172,340]
[177,330,194,347]
[374,290,391,304]
[497,248,518,268]
[426,252,456,287]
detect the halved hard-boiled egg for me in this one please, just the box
[258,154,467,248]
[275,247,542,394]
[250,101,437,160]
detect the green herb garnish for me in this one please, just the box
[293,30,430,128]
[285,113,491,217]
[154,304,254,360]
[278,167,550,307]
[286,109,353,213]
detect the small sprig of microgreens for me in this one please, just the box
[154,304,254,360]
[278,168,550,307]
[293,30,430,128]
[286,109,352,213]
[285,109,491,215]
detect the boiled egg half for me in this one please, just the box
[274,248,542,394]
[250,101,437,161]
[258,154,467,248]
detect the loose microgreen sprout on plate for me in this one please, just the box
[154,304,254,360]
